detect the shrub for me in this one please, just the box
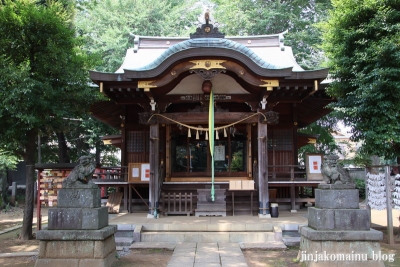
[354,178,366,199]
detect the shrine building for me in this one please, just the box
[89,17,332,217]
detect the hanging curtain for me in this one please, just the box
[209,90,215,201]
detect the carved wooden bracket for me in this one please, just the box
[259,111,279,125]
[138,112,158,125]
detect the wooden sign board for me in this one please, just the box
[128,163,150,183]
[306,154,324,181]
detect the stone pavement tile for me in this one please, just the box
[221,262,248,267]
[197,245,219,254]
[195,253,221,263]
[167,256,195,267]
[175,243,197,249]
[196,249,220,255]
[218,243,240,248]
[218,243,243,257]
[197,243,219,250]
[174,247,197,252]
[173,250,196,257]
[221,255,248,267]
[194,263,221,267]
[167,262,194,267]
[218,249,243,257]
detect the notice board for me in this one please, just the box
[128,163,150,183]
[306,154,323,181]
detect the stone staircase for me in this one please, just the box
[113,222,302,250]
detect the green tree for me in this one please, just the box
[75,0,202,73]
[0,0,98,239]
[37,115,120,165]
[213,0,332,69]
[0,151,19,209]
[298,114,341,164]
[321,0,400,161]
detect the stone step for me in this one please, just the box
[140,231,276,243]
[141,223,276,232]
[282,236,301,246]
[282,230,301,246]
[115,237,134,247]
[114,231,134,238]
[112,224,141,242]
[129,241,287,251]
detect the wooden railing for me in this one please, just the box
[268,165,307,180]
[93,166,128,181]
[161,192,194,216]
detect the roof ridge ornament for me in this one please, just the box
[190,10,225,39]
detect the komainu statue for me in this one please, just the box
[62,156,97,188]
[321,154,352,184]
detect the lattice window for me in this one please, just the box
[126,131,147,153]
[274,129,292,150]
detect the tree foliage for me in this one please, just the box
[298,114,341,164]
[213,0,332,69]
[38,116,120,165]
[0,151,19,209]
[322,0,400,160]
[0,0,98,239]
[75,0,203,72]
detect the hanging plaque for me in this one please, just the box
[214,146,225,161]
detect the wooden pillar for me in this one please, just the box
[120,106,127,167]
[148,123,159,217]
[292,103,298,165]
[36,169,42,231]
[257,119,270,217]
[246,124,252,178]
[165,125,171,180]
[121,127,127,167]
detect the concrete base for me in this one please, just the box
[290,210,297,213]
[35,227,117,267]
[298,235,385,266]
[258,214,271,218]
[299,226,383,241]
[146,214,159,219]
[195,211,227,217]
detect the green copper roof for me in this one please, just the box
[132,38,282,71]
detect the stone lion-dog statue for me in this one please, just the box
[62,156,97,188]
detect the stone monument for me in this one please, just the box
[298,154,384,266]
[35,156,117,267]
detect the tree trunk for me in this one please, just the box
[56,131,70,163]
[20,129,37,240]
[0,170,8,209]
[95,141,101,166]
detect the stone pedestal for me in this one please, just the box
[298,184,384,266]
[35,188,117,267]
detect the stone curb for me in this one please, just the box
[0,219,49,236]
[0,252,38,258]
[0,224,23,235]
[239,241,287,250]
[130,242,177,250]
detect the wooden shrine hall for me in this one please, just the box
[89,16,333,217]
